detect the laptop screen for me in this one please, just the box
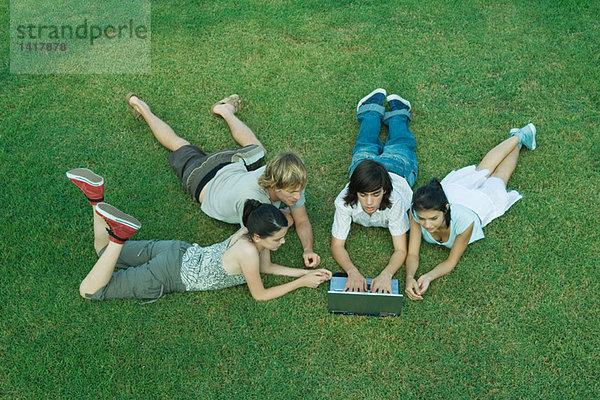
[327,277,404,316]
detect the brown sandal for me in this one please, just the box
[211,94,242,114]
[126,92,143,120]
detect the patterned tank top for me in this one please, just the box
[179,234,246,291]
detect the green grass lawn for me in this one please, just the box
[1,0,599,398]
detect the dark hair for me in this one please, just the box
[242,199,289,239]
[411,178,451,227]
[344,160,392,210]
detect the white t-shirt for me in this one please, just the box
[331,173,413,240]
[413,203,484,248]
[201,163,305,226]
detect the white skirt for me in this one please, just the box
[441,165,522,227]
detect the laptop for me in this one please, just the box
[327,275,404,317]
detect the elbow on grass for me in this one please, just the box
[251,292,271,302]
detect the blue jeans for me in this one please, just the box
[349,105,418,187]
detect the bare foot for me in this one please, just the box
[211,94,242,116]
[211,102,236,117]
[128,95,151,117]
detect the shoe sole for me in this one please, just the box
[357,88,386,112]
[526,123,536,150]
[126,92,143,120]
[66,168,104,186]
[386,94,411,111]
[95,203,141,230]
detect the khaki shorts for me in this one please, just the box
[86,240,190,301]
[168,144,265,202]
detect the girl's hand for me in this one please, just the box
[416,274,432,295]
[405,278,423,301]
[315,268,332,280]
[301,270,331,288]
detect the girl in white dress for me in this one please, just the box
[405,124,536,300]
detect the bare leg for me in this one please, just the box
[476,136,520,174]
[212,103,266,153]
[79,242,123,298]
[128,95,190,151]
[93,208,109,254]
[489,145,520,185]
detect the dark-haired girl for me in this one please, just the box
[405,124,536,300]
[67,169,331,302]
[331,89,417,293]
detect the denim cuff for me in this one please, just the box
[357,103,385,117]
[383,109,411,122]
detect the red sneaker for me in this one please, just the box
[95,203,141,244]
[66,168,104,205]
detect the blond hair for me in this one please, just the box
[258,152,307,191]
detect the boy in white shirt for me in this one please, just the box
[331,89,418,292]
